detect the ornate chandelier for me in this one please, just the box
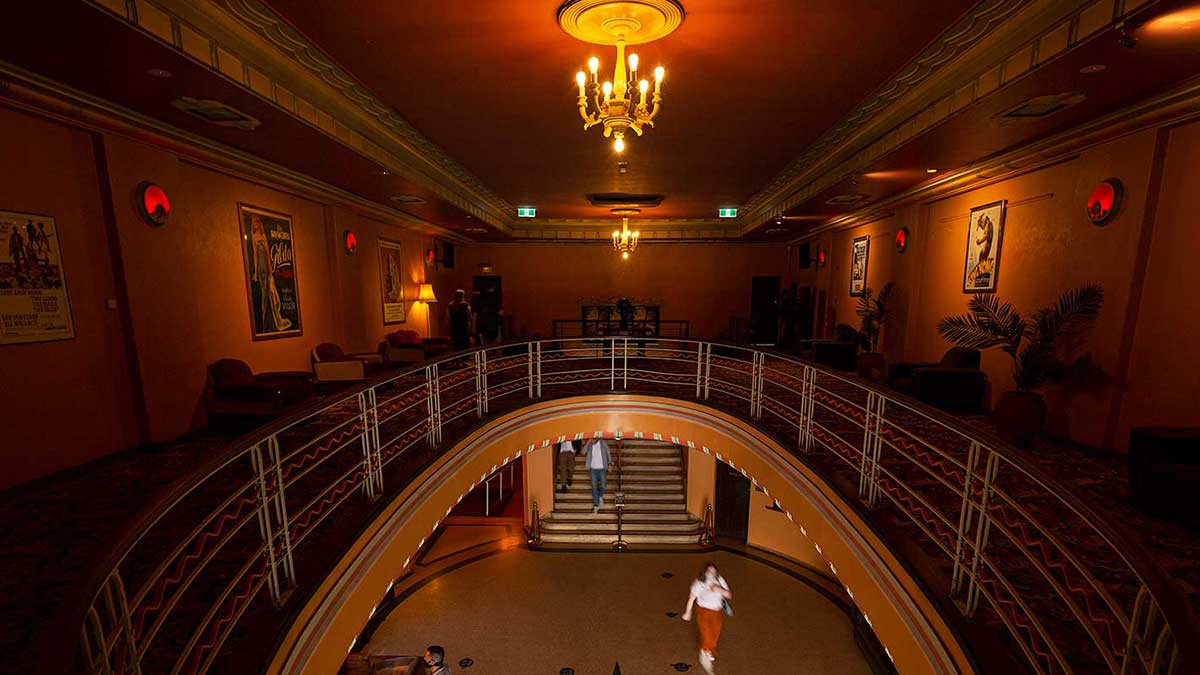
[559,0,683,153]
[612,217,640,259]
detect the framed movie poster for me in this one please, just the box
[238,204,303,340]
[378,237,406,324]
[850,235,870,297]
[0,210,74,345]
[963,200,1006,293]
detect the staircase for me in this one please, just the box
[539,440,703,545]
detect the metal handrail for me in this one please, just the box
[60,338,1197,675]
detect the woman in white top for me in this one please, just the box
[682,561,732,674]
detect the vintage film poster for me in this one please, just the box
[963,200,1006,293]
[850,235,870,297]
[238,204,303,340]
[0,210,74,345]
[379,238,407,324]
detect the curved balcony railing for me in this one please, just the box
[66,339,1196,674]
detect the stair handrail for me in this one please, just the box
[527,499,542,546]
[700,502,715,547]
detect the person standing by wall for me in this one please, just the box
[446,289,474,351]
[583,437,612,514]
[556,439,577,492]
[682,561,732,674]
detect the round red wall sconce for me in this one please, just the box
[343,229,358,255]
[1087,178,1123,225]
[895,227,910,253]
[136,182,170,226]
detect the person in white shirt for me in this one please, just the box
[682,561,732,674]
[556,439,577,492]
[583,438,612,514]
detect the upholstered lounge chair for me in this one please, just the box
[205,358,313,421]
[888,347,986,413]
[378,329,452,366]
[311,342,386,389]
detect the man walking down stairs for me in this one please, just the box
[539,440,703,546]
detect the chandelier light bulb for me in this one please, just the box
[588,56,600,74]
[654,66,665,82]
[622,251,630,260]
[614,136,625,152]
[628,52,639,73]
[576,71,586,86]
[602,81,613,97]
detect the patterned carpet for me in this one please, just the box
[0,348,1195,674]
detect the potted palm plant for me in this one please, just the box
[847,283,895,382]
[936,284,1103,445]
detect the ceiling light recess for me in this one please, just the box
[562,1,683,153]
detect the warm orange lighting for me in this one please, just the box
[622,251,630,260]
[926,168,939,174]
[1146,8,1200,32]
[417,283,437,303]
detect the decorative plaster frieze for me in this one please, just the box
[84,0,516,233]
[738,0,1158,233]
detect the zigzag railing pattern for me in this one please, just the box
[73,339,1192,674]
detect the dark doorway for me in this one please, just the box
[472,275,503,342]
[749,275,781,345]
[714,462,751,542]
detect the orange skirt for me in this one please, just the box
[696,606,723,655]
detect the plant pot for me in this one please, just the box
[856,352,888,383]
[992,390,1047,446]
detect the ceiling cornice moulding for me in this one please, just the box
[0,60,470,243]
[737,0,1156,233]
[799,74,1200,239]
[85,0,516,233]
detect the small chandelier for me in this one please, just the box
[559,0,683,153]
[612,217,640,259]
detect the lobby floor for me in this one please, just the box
[365,546,873,674]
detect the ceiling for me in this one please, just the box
[263,0,976,221]
[0,1,1198,243]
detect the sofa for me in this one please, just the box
[311,342,386,389]
[205,358,313,424]
[378,329,453,367]
[888,347,986,413]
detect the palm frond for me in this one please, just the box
[937,313,1012,350]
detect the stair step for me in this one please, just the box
[554,503,686,513]
[567,472,683,482]
[547,511,694,522]
[557,492,684,502]
[539,532,701,545]
[582,456,681,465]
[542,520,701,533]
[573,463,680,473]
[560,484,682,493]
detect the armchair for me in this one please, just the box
[205,358,312,422]
[311,342,385,389]
[888,347,986,412]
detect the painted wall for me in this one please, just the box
[0,107,141,487]
[746,486,824,569]
[816,127,1196,448]
[686,447,715,518]
[0,104,446,486]
[1117,122,1200,443]
[523,444,555,518]
[449,242,790,339]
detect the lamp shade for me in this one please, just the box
[417,283,437,303]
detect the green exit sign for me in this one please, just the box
[517,206,536,218]
[718,207,738,218]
